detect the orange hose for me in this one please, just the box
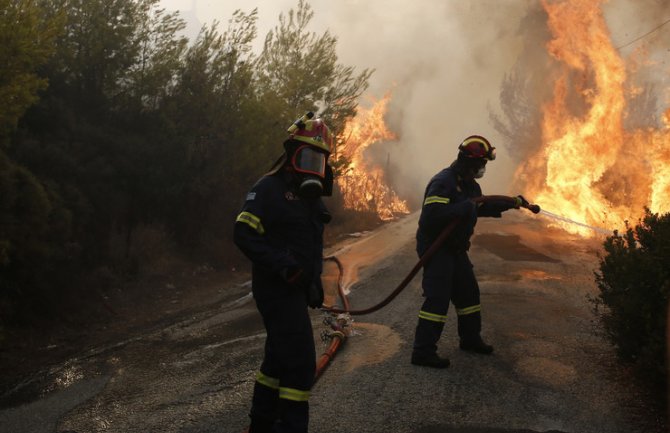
[324,195,531,315]
[314,335,343,382]
[313,195,535,381]
[323,255,349,311]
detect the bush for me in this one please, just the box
[592,208,670,392]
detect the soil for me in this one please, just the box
[0,266,247,406]
[0,211,385,406]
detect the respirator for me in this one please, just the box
[291,145,333,198]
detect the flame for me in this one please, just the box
[517,0,670,236]
[335,93,410,221]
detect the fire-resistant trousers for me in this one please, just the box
[412,250,482,356]
[249,290,315,433]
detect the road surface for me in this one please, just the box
[0,211,663,433]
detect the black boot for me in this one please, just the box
[248,414,275,433]
[459,338,494,354]
[411,352,450,368]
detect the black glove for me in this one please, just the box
[280,266,323,308]
[514,195,530,209]
[306,281,324,309]
[280,265,310,290]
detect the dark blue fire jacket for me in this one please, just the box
[417,165,514,255]
[233,173,331,302]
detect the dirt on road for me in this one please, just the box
[0,211,666,433]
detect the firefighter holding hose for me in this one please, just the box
[234,112,334,432]
[411,135,525,368]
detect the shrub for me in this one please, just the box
[592,208,670,391]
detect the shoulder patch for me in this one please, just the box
[246,192,256,201]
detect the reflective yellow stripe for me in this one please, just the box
[256,371,279,389]
[236,211,265,235]
[424,196,450,206]
[463,136,490,152]
[279,387,310,402]
[456,304,481,316]
[418,310,448,323]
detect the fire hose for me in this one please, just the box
[314,195,541,382]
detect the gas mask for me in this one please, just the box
[291,144,334,199]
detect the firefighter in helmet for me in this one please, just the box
[411,135,523,368]
[234,112,333,432]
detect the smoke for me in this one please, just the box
[604,0,670,127]
[311,0,535,199]
[162,0,670,204]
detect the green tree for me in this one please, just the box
[0,0,69,327]
[116,2,188,113]
[17,0,191,265]
[254,0,372,139]
[592,209,670,392]
[160,10,260,250]
[44,0,154,112]
[1,0,374,329]
[0,151,73,325]
[0,0,62,143]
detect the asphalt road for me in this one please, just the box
[0,211,663,433]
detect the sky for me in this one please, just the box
[159,0,670,199]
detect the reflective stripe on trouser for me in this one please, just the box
[456,304,482,340]
[250,290,315,433]
[412,297,449,356]
[413,250,482,354]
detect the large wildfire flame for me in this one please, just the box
[516,0,670,236]
[335,94,410,221]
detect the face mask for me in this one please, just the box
[291,145,331,198]
[475,166,486,179]
[292,145,326,176]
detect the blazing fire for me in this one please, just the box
[516,0,670,236]
[335,94,410,221]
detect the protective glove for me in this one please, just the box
[514,195,530,209]
[280,265,310,290]
[306,281,324,309]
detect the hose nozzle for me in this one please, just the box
[526,203,541,214]
[517,195,540,214]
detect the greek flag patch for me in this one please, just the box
[246,192,256,201]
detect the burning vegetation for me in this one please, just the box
[511,0,670,237]
[334,94,410,221]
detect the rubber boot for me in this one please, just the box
[457,312,492,354]
[413,312,446,355]
[275,399,309,433]
[411,352,450,368]
[248,380,279,433]
[247,415,274,433]
[459,337,494,354]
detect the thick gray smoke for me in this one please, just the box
[163,0,670,205]
[314,0,535,200]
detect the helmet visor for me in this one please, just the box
[292,145,327,177]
